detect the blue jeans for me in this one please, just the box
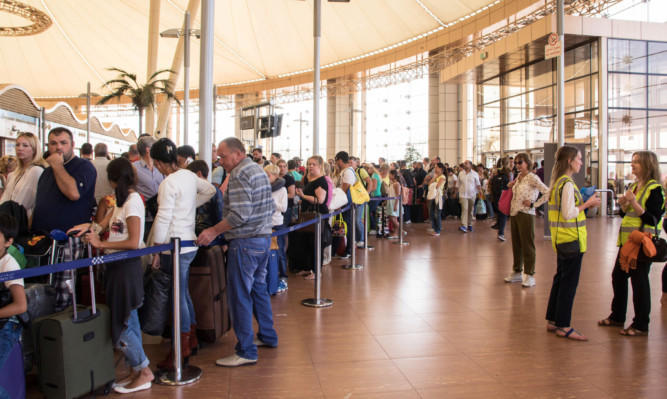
[368,199,379,230]
[355,204,364,243]
[161,250,197,332]
[485,198,494,218]
[277,219,289,279]
[227,237,278,360]
[429,200,441,233]
[119,310,149,370]
[0,321,21,399]
[497,211,508,235]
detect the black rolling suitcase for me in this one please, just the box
[33,239,115,399]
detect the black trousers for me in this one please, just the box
[609,250,652,332]
[545,252,583,327]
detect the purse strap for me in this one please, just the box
[639,212,660,238]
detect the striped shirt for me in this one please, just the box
[223,157,275,239]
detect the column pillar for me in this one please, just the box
[326,79,353,159]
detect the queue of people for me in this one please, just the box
[1,130,667,399]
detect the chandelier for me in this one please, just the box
[0,0,52,37]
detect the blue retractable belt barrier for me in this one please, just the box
[0,240,197,283]
[272,204,352,237]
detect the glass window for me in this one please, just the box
[648,41,667,75]
[648,111,667,151]
[480,78,500,104]
[527,87,553,120]
[526,59,553,91]
[505,95,526,124]
[608,109,646,151]
[565,43,591,80]
[505,69,525,97]
[608,39,647,73]
[528,117,553,149]
[608,73,647,109]
[648,75,667,109]
[478,102,500,129]
[565,76,591,113]
[591,41,599,73]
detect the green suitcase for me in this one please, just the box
[33,240,115,398]
[33,304,115,399]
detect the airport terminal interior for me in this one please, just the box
[1,0,666,397]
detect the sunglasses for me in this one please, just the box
[515,161,524,165]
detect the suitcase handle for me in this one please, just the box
[71,307,101,324]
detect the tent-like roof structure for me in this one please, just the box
[0,0,499,98]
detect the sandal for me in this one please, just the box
[556,327,588,341]
[304,272,316,280]
[597,318,623,327]
[546,321,557,333]
[620,327,648,337]
[296,271,310,276]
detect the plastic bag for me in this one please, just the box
[138,269,172,336]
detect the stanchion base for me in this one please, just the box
[342,264,364,270]
[155,365,202,386]
[302,298,334,308]
[393,241,410,246]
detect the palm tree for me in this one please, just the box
[98,67,180,135]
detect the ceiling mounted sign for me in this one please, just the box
[0,0,52,37]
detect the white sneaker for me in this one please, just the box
[504,273,522,283]
[405,220,411,224]
[356,242,365,248]
[522,275,536,287]
[426,228,434,232]
[498,235,506,242]
[215,354,257,367]
[369,229,377,235]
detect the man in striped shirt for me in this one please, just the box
[196,137,277,367]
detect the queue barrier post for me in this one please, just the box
[302,214,333,308]
[394,192,409,246]
[362,202,374,250]
[156,237,202,386]
[343,204,364,270]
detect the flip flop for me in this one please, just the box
[597,318,623,327]
[620,327,648,337]
[546,321,557,332]
[556,327,588,341]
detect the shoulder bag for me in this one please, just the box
[349,169,370,204]
[498,188,512,215]
[637,213,667,263]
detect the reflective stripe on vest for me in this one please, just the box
[548,176,587,253]
[618,180,664,246]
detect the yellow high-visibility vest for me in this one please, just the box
[618,180,663,246]
[548,176,587,253]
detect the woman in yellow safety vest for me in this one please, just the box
[545,146,601,341]
[599,151,664,336]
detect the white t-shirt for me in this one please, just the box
[1,253,23,289]
[339,167,356,189]
[107,192,145,253]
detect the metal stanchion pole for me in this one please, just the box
[156,237,202,385]
[363,202,374,250]
[303,215,333,307]
[394,193,409,246]
[343,205,364,270]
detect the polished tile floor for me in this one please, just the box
[26,216,667,398]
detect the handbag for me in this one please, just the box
[297,211,319,233]
[554,181,581,260]
[498,188,512,215]
[138,268,172,336]
[401,186,413,205]
[636,214,667,263]
[349,169,370,204]
[332,214,347,237]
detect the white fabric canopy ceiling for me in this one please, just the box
[0,0,498,98]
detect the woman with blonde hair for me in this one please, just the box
[545,146,601,341]
[599,151,664,336]
[0,132,47,219]
[294,155,331,279]
[364,163,381,233]
[504,152,550,287]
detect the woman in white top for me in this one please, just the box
[0,132,46,220]
[504,152,550,287]
[264,164,288,228]
[149,138,216,370]
[69,158,152,393]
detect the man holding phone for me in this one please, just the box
[32,127,97,311]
